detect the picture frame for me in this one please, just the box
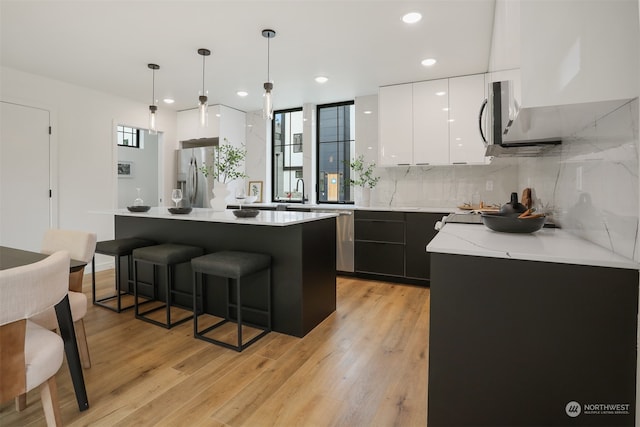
[248,180,263,203]
[293,133,303,153]
[117,160,133,178]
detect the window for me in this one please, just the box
[272,108,304,202]
[117,126,140,148]
[316,101,355,203]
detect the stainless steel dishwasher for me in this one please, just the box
[313,209,354,272]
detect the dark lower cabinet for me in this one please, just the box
[405,212,442,280]
[354,210,446,284]
[428,252,638,427]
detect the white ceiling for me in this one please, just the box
[0,0,496,113]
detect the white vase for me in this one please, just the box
[355,186,371,207]
[210,181,229,211]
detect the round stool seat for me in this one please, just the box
[133,243,203,265]
[96,238,155,256]
[192,251,271,279]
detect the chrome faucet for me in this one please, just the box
[296,178,305,204]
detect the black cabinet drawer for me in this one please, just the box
[355,210,404,221]
[355,242,404,276]
[405,212,443,280]
[355,220,405,243]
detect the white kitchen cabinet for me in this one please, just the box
[449,74,488,164]
[413,79,450,165]
[519,0,638,107]
[378,84,413,166]
[488,0,520,74]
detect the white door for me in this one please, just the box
[0,101,51,251]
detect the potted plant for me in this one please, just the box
[199,138,248,210]
[349,154,380,206]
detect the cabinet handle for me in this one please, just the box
[452,162,467,165]
[416,163,430,165]
[396,163,410,166]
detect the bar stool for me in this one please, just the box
[192,251,271,352]
[133,243,204,329]
[92,238,155,312]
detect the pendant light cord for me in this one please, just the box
[267,36,270,82]
[202,54,205,95]
[151,68,155,105]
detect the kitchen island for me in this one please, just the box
[108,208,338,337]
[427,224,638,426]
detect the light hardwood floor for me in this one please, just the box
[1,270,430,426]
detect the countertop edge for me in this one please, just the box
[427,223,639,270]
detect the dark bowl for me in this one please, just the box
[168,207,192,215]
[481,212,545,233]
[232,209,260,218]
[127,205,150,212]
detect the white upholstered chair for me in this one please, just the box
[30,229,97,369]
[0,250,70,426]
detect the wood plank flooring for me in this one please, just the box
[0,270,430,426]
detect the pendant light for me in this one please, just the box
[197,48,211,127]
[148,64,159,135]
[262,29,276,120]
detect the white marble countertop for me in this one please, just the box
[427,223,639,270]
[235,202,456,214]
[96,207,338,227]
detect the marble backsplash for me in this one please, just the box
[518,98,639,261]
[370,162,519,209]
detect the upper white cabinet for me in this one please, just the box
[378,84,413,165]
[379,74,489,166]
[492,0,639,108]
[177,105,246,145]
[449,74,487,165]
[413,79,449,165]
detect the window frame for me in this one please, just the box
[271,107,304,203]
[117,126,140,148]
[315,100,355,205]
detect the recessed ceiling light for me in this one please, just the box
[363,110,372,115]
[448,118,455,122]
[315,76,328,84]
[402,12,422,24]
[442,107,449,111]
[421,58,437,67]
[435,91,446,96]
[367,146,373,150]
[163,98,175,104]
[237,91,248,97]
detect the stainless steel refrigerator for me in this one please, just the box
[176,146,215,208]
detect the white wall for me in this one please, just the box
[0,66,178,271]
[117,131,159,208]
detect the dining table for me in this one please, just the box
[0,246,89,411]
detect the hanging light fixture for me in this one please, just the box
[197,48,211,127]
[147,63,159,134]
[262,29,276,120]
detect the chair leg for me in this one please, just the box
[74,319,91,369]
[40,376,62,426]
[15,393,26,411]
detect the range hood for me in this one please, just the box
[481,81,630,157]
[180,137,219,149]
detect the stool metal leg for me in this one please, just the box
[236,278,242,351]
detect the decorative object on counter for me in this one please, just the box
[209,182,229,211]
[349,155,380,207]
[197,48,210,127]
[147,63,159,134]
[127,206,150,212]
[499,192,527,216]
[168,207,192,215]
[199,139,248,210]
[521,187,533,209]
[481,211,545,233]
[261,29,276,120]
[248,180,263,203]
[133,187,144,206]
[232,209,260,218]
[171,188,183,208]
